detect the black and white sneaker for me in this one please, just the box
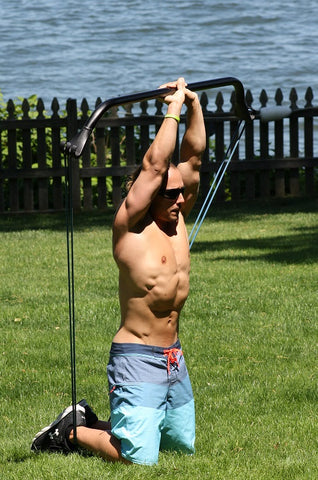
[31,404,86,454]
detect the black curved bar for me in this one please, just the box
[64,77,252,158]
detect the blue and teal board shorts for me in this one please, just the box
[107,339,195,465]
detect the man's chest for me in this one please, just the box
[115,219,190,285]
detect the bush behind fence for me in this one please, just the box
[0,87,317,213]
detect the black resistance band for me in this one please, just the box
[64,150,77,444]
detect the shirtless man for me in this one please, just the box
[31,77,206,465]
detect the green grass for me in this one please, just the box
[1,198,318,479]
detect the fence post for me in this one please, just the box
[214,92,225,201]
[200,92,212,204]
[80,98,93,210]
[7,100,19,211]
[289,88,300,196]
[21,98,33,211]
[109,106,122,208]
[51,98,63,210]
[37,98,49,210]
[140,100,150,159]
[230,90,242,201]
[95,98,107,210]
[66,98,81,211]
[273,88,286,197]
[304,87,315,196]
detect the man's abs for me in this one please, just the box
[113,271,188,346]
[112,308,180,347]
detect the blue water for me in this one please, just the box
[0,0,317,109]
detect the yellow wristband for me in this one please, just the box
[165,113,180,123]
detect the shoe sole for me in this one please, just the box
[31,404,85,451]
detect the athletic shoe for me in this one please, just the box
[77,398,99,427]
[31,404,86,454]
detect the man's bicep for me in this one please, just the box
[178,161,201,218]
[178,156,201,183]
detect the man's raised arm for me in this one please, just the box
[178,90,206,218]
[113,78,187,233]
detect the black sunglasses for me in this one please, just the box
[158,187,185,200]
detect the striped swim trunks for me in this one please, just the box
[107,339,195,465]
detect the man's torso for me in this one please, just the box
[112,213,190,346]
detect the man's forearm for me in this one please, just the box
[180,97,206,161]
[143,98,184,174]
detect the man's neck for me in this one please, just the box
[155,218,178,237]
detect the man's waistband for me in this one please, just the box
[110,339,181,357]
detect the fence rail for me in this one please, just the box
[0,87,317,213]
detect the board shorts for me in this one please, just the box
[107,339,195,465]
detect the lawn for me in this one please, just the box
[1,198,317,479]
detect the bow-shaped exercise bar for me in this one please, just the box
[62,76,253,158]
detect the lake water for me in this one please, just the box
[1,0,317,111]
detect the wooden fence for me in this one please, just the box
[0,87,317,213]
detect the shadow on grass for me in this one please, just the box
[188,197,318,224]
[187,198,318,264]
[4,450,33,464]
[5,448,96,467]
[191,225,318,264]
[0,210,115,233]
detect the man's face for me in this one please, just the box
[151,167,185,226]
